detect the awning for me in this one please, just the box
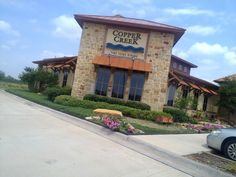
[169,71,218,95]
[199,86,212,94]
[179,80,189,86]
[169,72,188,86]
[189,83,201,90]
[92,55,152,72]
[209,89,218,95]
[43,58,76,71]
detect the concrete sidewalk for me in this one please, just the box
[134,134,210,155]
[0,90,190,177]
[0,90,233,177]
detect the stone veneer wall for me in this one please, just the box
[71,22,175,111]
[141,32,174,111]
[71,22,106,98]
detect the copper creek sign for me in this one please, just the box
[104,28,148,60]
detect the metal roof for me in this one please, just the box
[171,55,198,68]
[74,14,186,45]
[33,56,77,65]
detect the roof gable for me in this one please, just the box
[74,14,186,45]
[171,55,197,68]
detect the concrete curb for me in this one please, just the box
[5,90,234,177]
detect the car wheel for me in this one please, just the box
[223,140,236,161]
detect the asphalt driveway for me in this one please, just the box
[0,91,191,177]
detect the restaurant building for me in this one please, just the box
[33,14,219,114]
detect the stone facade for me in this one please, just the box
[72,22,106,98]
[141,32,174,111]
[71,22,175,111]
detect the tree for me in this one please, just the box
[19,67,58,92]
[218,80,236,122]
[0,70,5,80]
[174,92,193,112]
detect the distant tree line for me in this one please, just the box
[0,70,21,83]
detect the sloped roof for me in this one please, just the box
[172,70,218,89]
[214,73,236,83]
[74,14,186,45]
[33,56,77,65]
[171,55,197,68]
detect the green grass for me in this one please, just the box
[6,88,196,135]
[6,89,93,118]
[0,81,27,90]
[127,117,195,134]
[131,123,195,135]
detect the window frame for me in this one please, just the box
[128,72,145,101]
[111,69,127,99]
[94,67,111,96]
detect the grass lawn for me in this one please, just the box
[5,88,196,135]
[126,117,195,134]
[0,81,27,90]
[6,89,93,118]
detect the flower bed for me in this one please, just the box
[86,109,144,134]
[103,117,120,130]
[185,123,225,133]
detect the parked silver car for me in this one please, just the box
[207,128,236,160]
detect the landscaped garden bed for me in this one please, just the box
[5,88,228,135]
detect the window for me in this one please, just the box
[95,67,111,96]
[129,72,145,101]
[167,84,176,106]
[112,70,127,99]
[173,62,177,69]
[62,71,68,87]
[203,95,208,111]
[178,64,183,71]
[184,67,188,73]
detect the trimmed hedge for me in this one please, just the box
[44,86,71,101]
[83,94,151,110]
[55,95,171,121]
[163,108,198,124]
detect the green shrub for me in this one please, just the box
[55,95,172,121]
[83,94,151,110]
[44,86,71,101]
[163,108,197,124]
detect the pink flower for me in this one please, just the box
[103,117,120,130]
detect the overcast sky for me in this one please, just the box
[0,0,236,82]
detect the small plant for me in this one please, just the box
[83,94,151,110]
[90,114,143,134]
[45,86,71,101]
[174,93,193,111]
[55,95,172,121]
[186,123,224,133]
[191,98,198,110]
[164,108,197,124]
